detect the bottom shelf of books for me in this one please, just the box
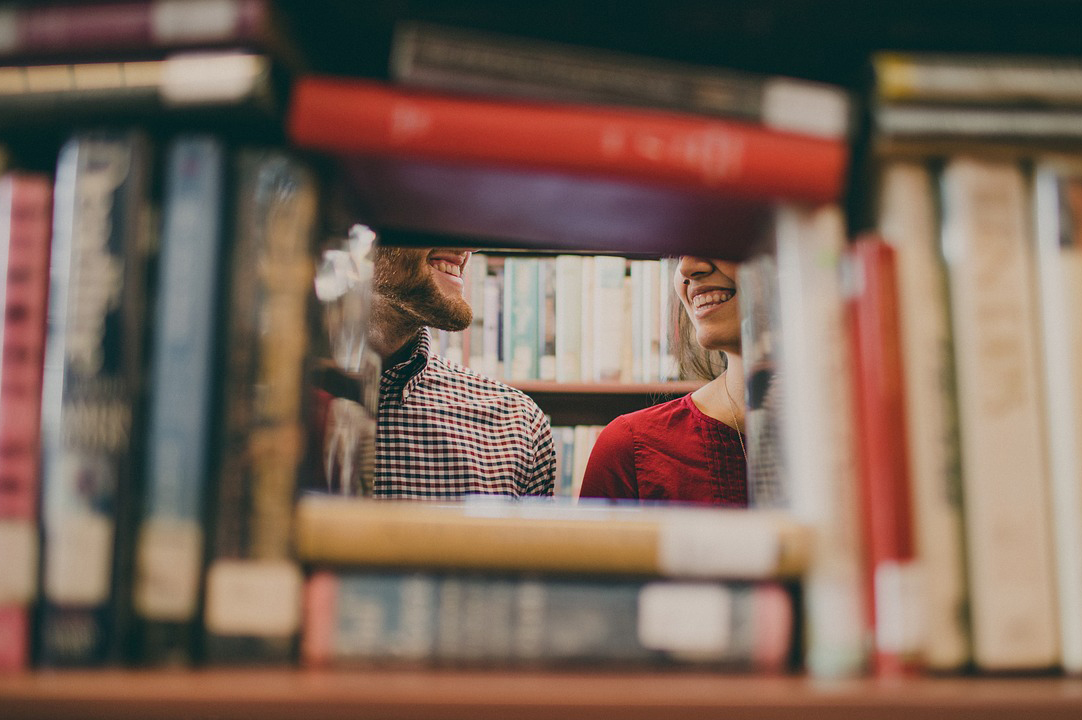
[3,669,1082,720]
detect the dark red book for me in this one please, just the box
[0,0,303,67]
[0,172,53,672]
[845,234,921,677]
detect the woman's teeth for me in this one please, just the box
[431,260,462,277]
[692,290,734,308]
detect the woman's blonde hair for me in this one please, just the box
[672,298,728,382]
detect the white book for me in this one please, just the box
[466,252,489,370]
[642,259,662,382]
[482,258,503,378]
[593,255,627,383]
[537,256,557,381]
[774,203,869,678]
[579,256,595,383]
[877,160,971,671]
[1033,158,1082,674]
[629,259,646,383]
[658,256,680,381]
[940,156,1058,671]
[554,254,583,383]
[502,256,539,381]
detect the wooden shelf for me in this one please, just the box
[3,669,1082,720]
[513,381,702,426]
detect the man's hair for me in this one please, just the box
[673,300,728,382]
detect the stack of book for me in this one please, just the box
[294,495,811,671]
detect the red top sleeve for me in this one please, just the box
[579,416,638,499]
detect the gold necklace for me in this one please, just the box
[721,371,749,464]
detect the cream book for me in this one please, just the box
[293,495,812,580]
[940,156,1058,671]
[877,160,971,671]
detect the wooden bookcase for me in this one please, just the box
[6,0,1082,717]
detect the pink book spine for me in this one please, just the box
[0,172,53,672]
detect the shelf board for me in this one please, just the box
[3,669,1082,720]
[513,380,702,426]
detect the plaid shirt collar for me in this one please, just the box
[380,326,433,402]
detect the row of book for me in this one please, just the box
[0,130,325,671]
[432,254,684,385]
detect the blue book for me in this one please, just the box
[131,135,228,666]
[36,130,154,666]
[302,570,795,671]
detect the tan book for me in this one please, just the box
[293,495,812,580]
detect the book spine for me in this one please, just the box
[844,236,922,677]
[875,104,1082,140]
[293,496,812,580]
[481,258,502,377]
[390,21,850,139]
[578,256,594,384]
[1033,159,1082,674]
[0,0,271,57]
[502,256,539,381]
[202,149,317,664]
[302,570,794,671]
[37,130,154,666]
[464,252,488,371]
[287,77,848,205]
[641,259,661,382]
[132,135,228,666]
[873,51,1082,106]
[658,257,679,381]
[536,256,557,381]
[940,157,1059,671]
[553,254,582,383]
[0,172,52,672]
[738,251,789,510]
[876,160,971,671]
[591,256,626,383]
[773,204,869,679]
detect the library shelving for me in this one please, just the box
[6,0,1082,718]
[3,669,1082,720]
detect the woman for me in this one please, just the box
[578,256,747,505]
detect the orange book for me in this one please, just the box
[287,75,848,204]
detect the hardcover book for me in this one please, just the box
[391,21,851,139]
[939,157,1059,671]
[303,570,795,671]
[773,204,868,679]
[293,495,812,580]
[202,149,318,664]
[0,0,305,69]
[1033,157,1082,674]
[876,160,970,672]
[131,135,229,666]
[287,76,849,206]
[37,130,154,666]
[844,235,922,677]
[0,172,52,672]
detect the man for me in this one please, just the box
[367,244,555,497]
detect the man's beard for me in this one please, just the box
[373,247,472,331]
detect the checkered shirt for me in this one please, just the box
[375,327,555,498]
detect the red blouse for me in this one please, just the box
[579,394,748,506]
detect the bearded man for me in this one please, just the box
[368,245,555,497]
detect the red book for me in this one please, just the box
[845,235,921,677]
[286,75,848,206]
[0,172,53,672]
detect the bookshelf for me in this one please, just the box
[5,0,1082,717]
[3,670,1082,720]
[515,381,702,426]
